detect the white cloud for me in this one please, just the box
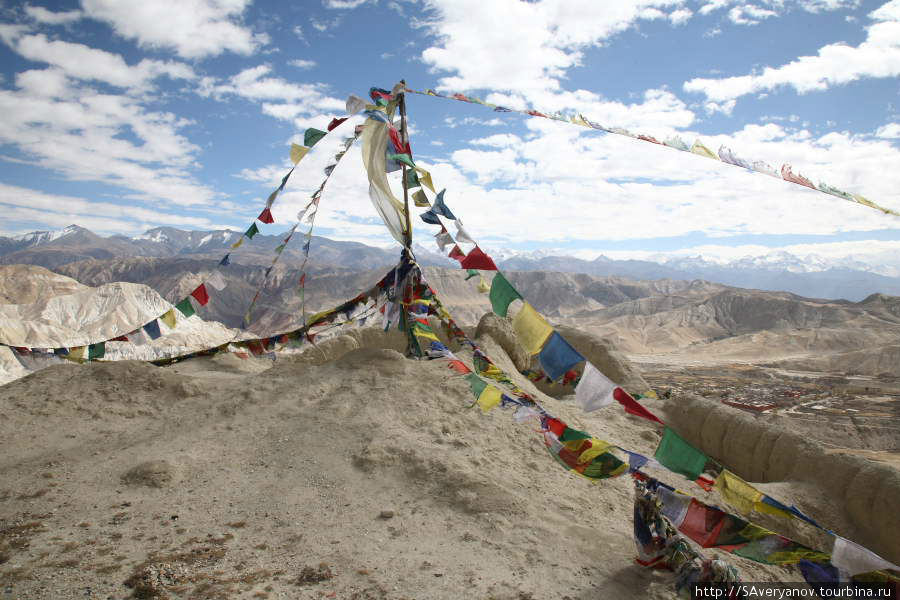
[80,0,265,59]
[685,1,900,110]
[420,0,689,97]
[728,4,777,25]
[287,58,316,69]
[323,0,370,7]
[24,4,84,25]
[669,8,693,24]
[875,123,900,138]
[2,31,194,90]
[0,184,224,236]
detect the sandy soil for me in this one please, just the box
[1,338,804,600]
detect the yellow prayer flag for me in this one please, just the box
[231,237,244,249]
[477,385,503,413]
[691,140,719,160]
[477,276,489,294]
[160,309,177,330]
[307,309,335,326]
[414,167,435,193]
[412,189,430,207]
[715,470,762,515]
[414,329,440,343]
[67,346,85,362]
[290,144,310,165]
[754,499,794,520]
[512,302,553,355]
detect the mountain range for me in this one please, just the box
[2,224,899,302]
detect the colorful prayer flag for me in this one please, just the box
[431,189,455,219]
[88,342,105,360]
[614,388,664,424]
[459,246,497,270]
[538,331,584,382]
[290,143,309,164]
[258,207,275,224]
[304,128,327,147]
[328,117,348,131]
[512,302,553,355]
[160,309,177,329]
[448,245,466,262]
[245,222,259,239]
[488,272,521,317]
[412,189,430,207]
[191,284,210,306]
[175,298,196,318]
[655,427,708,481]
[143,319,161,340]
[575,362,617,412]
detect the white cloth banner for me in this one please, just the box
[361,119,406,244]
[575,362,618,413]
[831,536,900,576]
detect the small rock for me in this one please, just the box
[378,510,394,519]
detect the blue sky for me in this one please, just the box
[1,0,899,270]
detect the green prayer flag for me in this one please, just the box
[464,373,487,399]
[559,427,592,442]
[465,269,479,281]
[88,342,105,360]
[245,222,259,239]
[175,298,196,318]
[275,243,285,254]
[655,427,708,481]
[304,128,327,147]
[388,153,415,168]
[489,272,522,317]
[405,169,420,188]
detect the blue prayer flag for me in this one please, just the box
[538,331,585,381]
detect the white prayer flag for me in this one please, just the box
[575,362,617,412]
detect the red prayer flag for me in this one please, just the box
[448,245,466,262]
[447,360,470,374]
[111,335,129,342]
[459,246,497,271]
[190,283,210,306]
[248,340,265,356]
[613,388,664,424]
[257,207,275,224]
[545,417,566,437]
[327,117,348,131]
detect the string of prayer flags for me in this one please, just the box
[537,331,584,381]
[190,284,210,306]
[655,427,708,481]
[175,298,196,318]
[403,84,900,218]
[512,302,553,355]
[542,419,627,480]
[459,246,497,270]
[160,309,177,330]
[143,319,161,340]
[488,272,521,317]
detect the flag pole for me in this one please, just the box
[397,81,420,358]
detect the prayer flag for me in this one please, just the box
[88,342,105,360]
[68,346,86,362]
[191,284,210,306]
[304,127,327,147]
[431,189,455,219]
[512,302,553,355]
[715,470,763,515]
[206,271,226,291]
[346,94,367,115]
[465,372,487,398]
[448,245,466,262]
[459,246,497,271]
[655,427,707,481]
[245,222,259,239]
[219,253,231,266]
[476,385,503,413]
[290,143,309,164]
[691,140,719,160]
[435,229,453,252]
[327,117,347,131]
[257,207,274,224]
[160,309,177,329]
[477,276,489,294]
[175,298,196,318]
[831,537,900,576]
[412,189,430,207]
[489,272,521,317]
[448,360,470,374]
[231,237,244,249]
[414,167,435,192]
[455,223,475,244]
[405,168,420,189]
[575,362,616,412]
[538,331,584,382]
[420,210,441,225]
[143,319,161,340]
[387,153,415,168]
[614,388,664,424]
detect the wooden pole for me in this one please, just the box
[397,81,419,358]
